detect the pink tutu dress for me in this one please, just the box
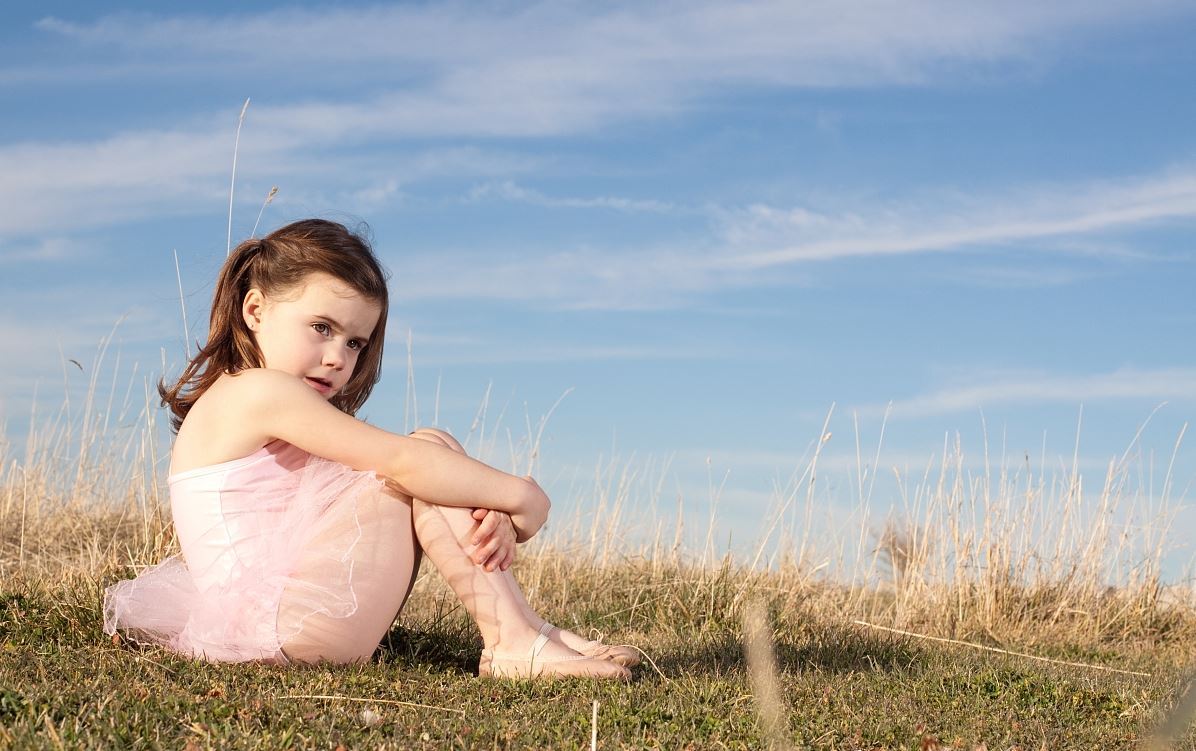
[103,440,416,664]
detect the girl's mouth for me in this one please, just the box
[304,376,333,395]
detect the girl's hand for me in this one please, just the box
[470,508,517,571]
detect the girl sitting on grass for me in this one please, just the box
[104,218,636,679]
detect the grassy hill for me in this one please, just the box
[2,403,1194,749]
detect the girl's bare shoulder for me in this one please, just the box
[170,370,289,475]
[179,368,400,476]
[187,369,287,423]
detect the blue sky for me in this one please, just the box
[2,2,1194,572]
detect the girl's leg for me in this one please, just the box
[497,580,640,666]
[408,428,628,679]
[410,430,633,660]
[279,484,419,664]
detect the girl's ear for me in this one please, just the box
[242,288,266,332]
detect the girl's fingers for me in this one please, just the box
[473,536,501,565]
[479,535,515,571]
[470,509,516,568]
[494,538,515,571]
[485,544,508,572]
[469,537,486,562]
[472,510,499,545]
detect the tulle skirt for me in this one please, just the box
[103,446,415,664]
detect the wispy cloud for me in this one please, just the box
[12,1,1193,142]
[0,120,538,238]
[861,367,1196,417]
[712,169,1196,269]
[388,341,717,368]
[668,446,1118,480]
[0,236,87,263]
[391,242,774,311]
[931,264,1100,288]
[468,181,675,214]
[0,124,242,236]
[5,2,1195,307]
[390,165,1196,309]
[25,2,1190,90]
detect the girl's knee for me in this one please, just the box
[410,427,465,454]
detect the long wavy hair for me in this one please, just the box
[159,219,390,433]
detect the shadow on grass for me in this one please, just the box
[375,624,481,676]
[649,624,927,679]
[369,613,929,681]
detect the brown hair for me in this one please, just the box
[159,219,390,432]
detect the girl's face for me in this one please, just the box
[242,272,383,399]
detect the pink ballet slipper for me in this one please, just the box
[478,632,629,680]
[538,622,642,668]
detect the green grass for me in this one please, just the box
[2,535,1194,750]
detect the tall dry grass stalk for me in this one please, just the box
[226,97,251,256]
[743,600,793,750]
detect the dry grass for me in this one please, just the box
[4,370,1194,641]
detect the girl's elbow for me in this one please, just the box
[516,477,550,540]
[523,477,550,515]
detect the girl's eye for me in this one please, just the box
[347,339,364,351]
[313,322,330,336]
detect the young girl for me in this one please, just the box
[104,219,635,679]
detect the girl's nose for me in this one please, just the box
[323,344,346,369]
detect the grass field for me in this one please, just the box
[2,393,1195,749]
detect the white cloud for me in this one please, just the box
[345,179,402,211]
[0,236,86,262]
[386,341,716,367]
[391,243,768,310]
[10,143,1185,313]
[0,123,244,236]
[13,1,1192,142]
[934,264,1099,288]
[14,145,1182,312]
[712,170,1196,269]
[387,165,1196,308]
[468,181,675,214]
[0,118,540,238]
[861,367,1196,417]
[26,2,1191,90]
[4,1,1195,306]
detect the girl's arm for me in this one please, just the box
[237,369,550,538]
